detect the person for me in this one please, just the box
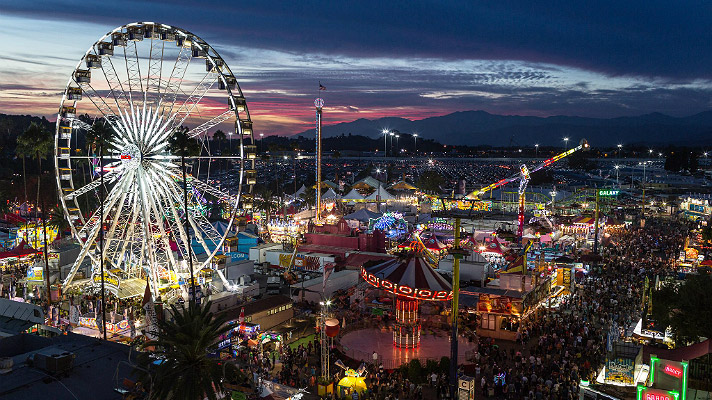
[372,350,378,366]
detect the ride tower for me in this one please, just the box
[314,98,324,223]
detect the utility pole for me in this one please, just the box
[449,218,462,398]
[593,189,600,254]
[315,98,324,223]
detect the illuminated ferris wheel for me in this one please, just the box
[54,22,257,293]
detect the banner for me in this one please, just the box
[604,357,635,384]
[27,266,44,281]
[92,270,121,295]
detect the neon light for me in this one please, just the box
[663,364,683,378]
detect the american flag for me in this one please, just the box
[319,81,326,91]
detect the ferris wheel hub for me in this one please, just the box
[120,143,142,170]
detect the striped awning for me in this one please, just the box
[361,256,452,301]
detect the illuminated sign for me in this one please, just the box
[637,387,679,400]
[598,189,620,197]
[360,267,452,301]
[27,266,44,281]
[92,270,121,295]
[120,154,132,160]
[663,365,683,378]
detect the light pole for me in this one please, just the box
[617,144,622,159]
[563,137,569,150]
[376,168,382,212]
[395,134,400,151]
[413,133,418,155]
[535,143,539,157]
[614,165,620,187]
[389,132,394,155]
[259,133,264,153]
[381,129,389,157]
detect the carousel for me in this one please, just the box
[360,250,452,349]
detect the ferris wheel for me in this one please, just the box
[55,22,257,294]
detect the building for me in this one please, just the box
[220,295,294,331]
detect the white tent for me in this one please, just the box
[294,184,306,199]
[322,188,339,200]
[344,208,382,222]
[365,185,395,201]
[342,188,365,201]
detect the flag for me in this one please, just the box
[323,263,334,292]
[319,81,326,91]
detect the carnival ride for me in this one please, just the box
[55,22,256,295]
[465,139,590,241]
[361,244,452,349]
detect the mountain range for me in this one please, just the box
[299,110,712,147]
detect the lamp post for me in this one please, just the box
[389,132,394,155]
[535,143,539,157]
[381,129,389,157]
[395,134,400,151]
[617,144,622,159]
[614,165,620,187]
[563,137,569,150]
[259,133,264,153]
[413,133,418,155]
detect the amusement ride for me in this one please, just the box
[54,22,256,296]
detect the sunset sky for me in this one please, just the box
[1,1,711,136]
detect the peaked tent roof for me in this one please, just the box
[342,188,365,200]
[322,188,339,200]
[353,176,382,190]
[294,184,306,198]
[389,180,417,191]
[365,185,395,201]
[362,255,452,298]
[344,208,382,222]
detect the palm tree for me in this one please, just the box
[255,188,275,223]
[88,119,116,340]
[17,122,53,221]
[135,301,243,400]
[212,129,227,174]
[169,127,201,301]
[47,205,70,239]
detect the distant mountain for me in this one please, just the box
[300,110,712,147]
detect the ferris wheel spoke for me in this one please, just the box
[168,70,219,131]
[137,168,162,290]
[92,48,132,123]
[143,168,181,268]
[186,110,234,139]
[75,80,123,132]
[100,170,136,264]
[123,41,144,105]
[111,192,142,269]
[145,37,165,108]
[159,42,192,118]
[64,168,119,200]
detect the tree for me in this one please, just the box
[17,122,53,215]
[47,205,70,238]
[169,126,202,301]
[417,170,444,194]
[255,188,276,222]
[651,273,712,344]
[135,301,243,400]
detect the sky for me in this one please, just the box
[1,0,711,136]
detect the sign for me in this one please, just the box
[361,266,451,301]
[605,357,635,385]
[636,387,678,400]
[598,189,620,197]
[27,266,44,281]
[92,270,121,295]
[663,365,683,378]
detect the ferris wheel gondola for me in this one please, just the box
[55,22,257,295]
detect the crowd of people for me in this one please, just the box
[261,216,687,400]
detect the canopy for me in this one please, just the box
[322,188,339,200]
[389,180,417,191]
[0,240,40,260]
[294,184,306,198]
[361,255,452,301]
[352,176,382,190]
[365,185,395,201]
[572,216,596,225]
[342,188,365,201]
[344,208,381,222]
